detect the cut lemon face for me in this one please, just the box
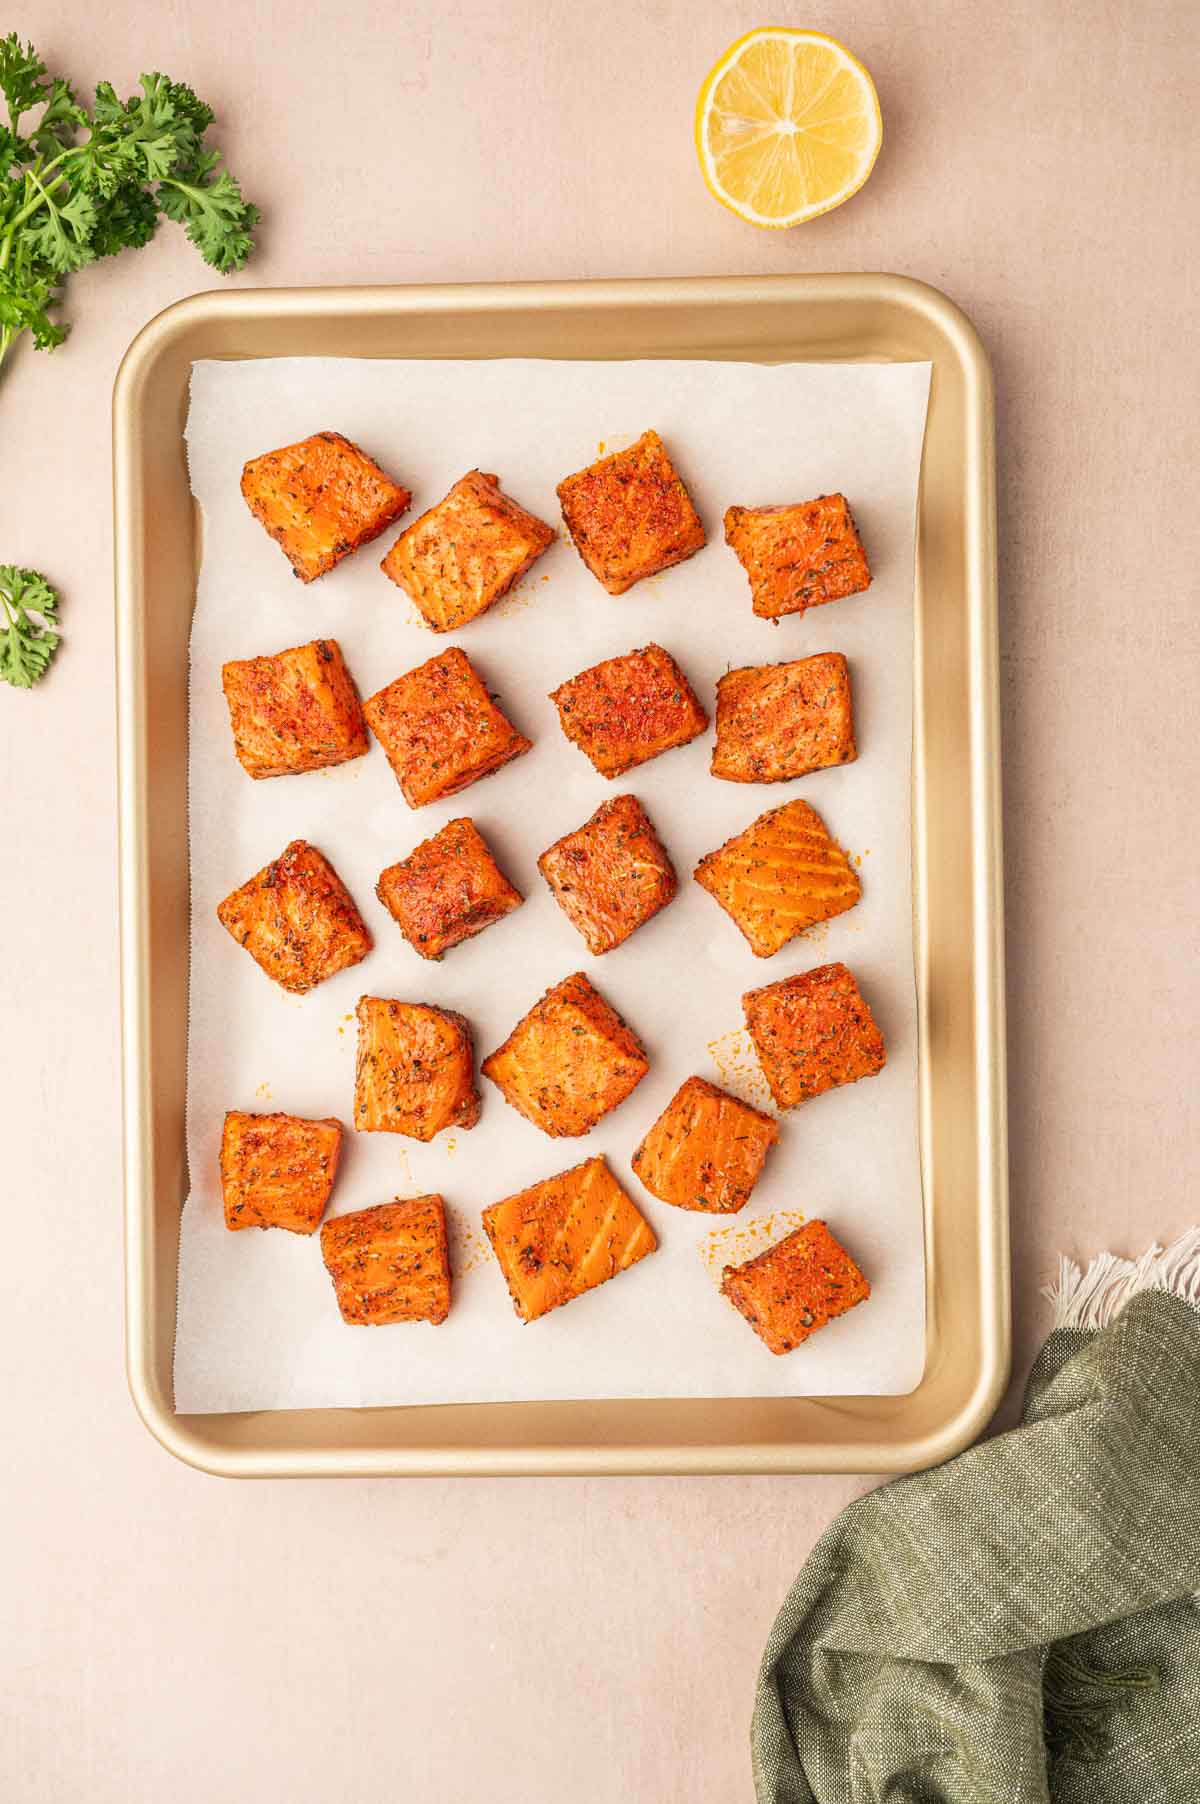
[696,29,882,229]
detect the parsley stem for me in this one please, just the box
[3,162,71,238]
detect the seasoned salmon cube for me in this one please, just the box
[364,647,531,808]
[377,817,522,960]
[354,996,480,1141]
[482,1156,656,1322]
[694,798,861,958]
[482,971,649,1138]
[556,430,706,594]
[240,430,411,582]
[631,1076,778,1214]
[381,469,554,632]
[216,839,372,994]
[724,493,871,619]
[712,653,855,784]
[538,795,676,955]
[321,1194,451,1325]
[220,1110,343,1234]
[743,962,886,1109]
[549,643,707,778]
[221,637,368,779]
[721,1219,870,1353]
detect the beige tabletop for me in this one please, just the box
[3,2,1198,1798]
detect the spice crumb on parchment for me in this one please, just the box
[706,1028,774,1111]
[698,1209,810,1286]
[255,1080,272,1101]
[447,1211,490,1275]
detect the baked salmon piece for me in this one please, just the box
[220,1110,344,1234]
[694,798,861,958]
[221,637,368,779]
[712,653,856,784]
[482,971,649,1137]
[217,839,372,994]
[724,493,871,620]
[321,1194,451,1325]
[556,430,706,594]
[549,643,707,778]
[721,1220,870,1354]
[240,430,411,582]
[743,962,886,1110]
[482,1156,656,1322]
[381,469,554,632]
[538,794,676,955]
[363,647,531,808]
[631,1076,778,1214]
[354,996,480,1141]
[377,817,522,960]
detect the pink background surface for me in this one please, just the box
[3,3,1198,1798]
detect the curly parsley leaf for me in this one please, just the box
[0,36,258,378]
[0,566,60,688]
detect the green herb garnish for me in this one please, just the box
[0,34,258,377]
[0,565,59,687]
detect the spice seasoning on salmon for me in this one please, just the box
[240,430,411,582]
[556,429,706,594]
[482,971,649,1138]
[354,996,480,1141]
[721,1219,870,1354]
[631,1075,778,1214]
[742,962,886,1109]
[216,839,372,994]
[220,1111,343,1234]
[321,1194,451,1325]
[482,1155,656,1322]
[538,794,677,954]
[549,642,707,778]
[381,469,554,631]
[724,492,870,619]
[363,646,531,808]
[712,652,856,784]
[694,798,861,957]
[221,637,368,779]
[377,817,522,960]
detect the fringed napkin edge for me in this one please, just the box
[1043,1227,1200,1332]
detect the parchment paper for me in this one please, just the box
[176,354,931,1413]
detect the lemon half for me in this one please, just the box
[696,28,882,229]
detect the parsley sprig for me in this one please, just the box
[0,566,59,687]
[0,35,258,375]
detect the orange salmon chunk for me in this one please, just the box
[216,839,372,994]
[364,646,531,808]
[483,1156,656,1322]
[549,642,707,778]
[377,817,522,960]
[240,430,411,582]
[538,794,676,955]
[631,1076,778,1214]
[220,1111,344,1234]
[721,1219,870,1354]
[221,637,368,779]
[712,653,855,784]
[556,430,706,594]
[482,971,649,1137]
[354,996,480,1141]
[694,798,861,958]
[381,469,554,632]
[743,962,886,1109]
[321,1194,451,1325]
[724,492,870,619]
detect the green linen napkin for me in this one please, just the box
[753,1231,1200,1802]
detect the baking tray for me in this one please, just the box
[114,273,1006,1476]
